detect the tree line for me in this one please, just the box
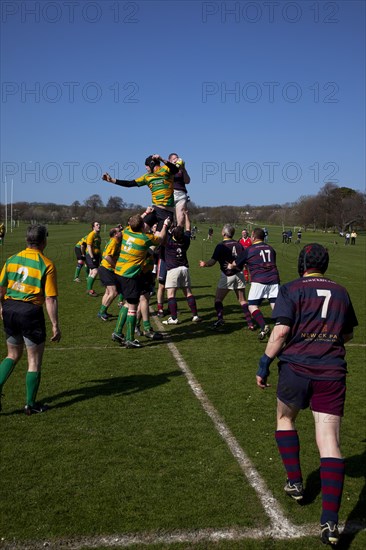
[1,183,365,232]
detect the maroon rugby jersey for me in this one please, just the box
[173,170,187,192]
[273,275,358,380]
[212,239,244,276]
[165,231,191,270]
[236,242,280,284]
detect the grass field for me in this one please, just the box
[0,222,365,550]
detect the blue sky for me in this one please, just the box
[1,0,365,207]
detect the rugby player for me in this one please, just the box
[256,243,358,545]
[227,227,280,339]
[85,221,102,297]
[162,209,201,325]
[112,212,171,348]
[168,152,191,227]
[0,225,61,415]
[97,227,122,320]
[73,233,88,282]
[199,224,254,330]
[102,154,180,230]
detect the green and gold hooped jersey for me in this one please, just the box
[75,234,88,248]
[101,238,121,271]
[135,165,174,207]
[0,248,58,306]
[115,227,160,278]
[86,230,102,255]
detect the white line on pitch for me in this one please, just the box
[161,333,297,536]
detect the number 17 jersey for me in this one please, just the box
[237,242,280,284]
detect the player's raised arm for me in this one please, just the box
[102,172,138,188]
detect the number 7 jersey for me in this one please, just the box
[273,275,358,379]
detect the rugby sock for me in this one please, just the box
[252,309,266,330]
[157,303,164,314]
[99,305,107,315]
[86,275,95,291]
[126,311,137,341]
[74,264,82,279]
[115,306,128,335]
[168,298,178,319]
[26,371,41,406]
[320,457,345,524]
[187,295,198,316]
[0,358,16,392]
[241,303,253,327]
[143,320,151,332]
[275,430,302,483]
[214,301,224,320]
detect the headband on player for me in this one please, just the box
[145,155,161,171]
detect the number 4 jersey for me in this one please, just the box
[273,275,358,380]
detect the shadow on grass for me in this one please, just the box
[338,445,366,549]
[4,370,182,414]
[154,308,266,343]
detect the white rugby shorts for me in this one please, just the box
[165,265,191,289]
[217,271,246,290]
[248,282,279,304]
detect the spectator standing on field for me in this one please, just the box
[0,225,61,415]
[255,243,358,546]
[344,232,350,245]
[350,231,357,245]
[0,222,5,246]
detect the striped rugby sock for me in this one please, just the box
[320,457,345,524]
[275,430,302,483]
[168,298,178,319]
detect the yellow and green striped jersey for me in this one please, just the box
[0,248,58,306]
[101,237,121,271]
[86,230,102,255]
[135,165,174,207]
[75,234,88,248]
[115,227,160,278]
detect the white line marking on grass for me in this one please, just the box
[164,338,297,537]
[2,522,365,549]
[0,526,313,550]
